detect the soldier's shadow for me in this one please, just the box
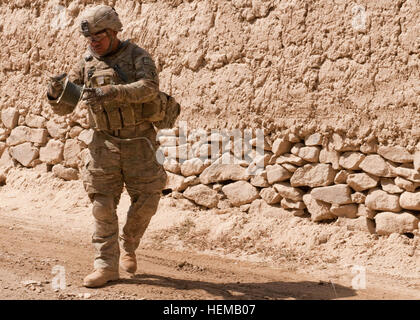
[111,273,357,300]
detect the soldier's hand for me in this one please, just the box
[47,73,67,99]
[82,85,118,109]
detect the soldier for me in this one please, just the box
[46,5,167,288]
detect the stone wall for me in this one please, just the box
[0,0,419,145]
[0,0,419,238]
[1,110,419,236]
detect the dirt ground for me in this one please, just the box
[0,168,418,300]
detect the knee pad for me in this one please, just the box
[92,194,115,220]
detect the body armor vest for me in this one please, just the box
[83,42,146,131]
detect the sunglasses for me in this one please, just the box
[86,31,108,43]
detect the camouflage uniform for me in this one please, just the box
[48,37,167,272]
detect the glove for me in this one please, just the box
[47,73,67,99]
[82,86,118,111]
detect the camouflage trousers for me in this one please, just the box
[81,127,167,271]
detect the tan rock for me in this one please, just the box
[287,133,301,143]
[165,172,188,192]
[9,142,39,167]
[0,148,13,168]
[6,126,30,146]
[183,184,219,208]
[0,128,7,141]
[357,204,376,219]
[25,114,46,128]
[158,135,179,146]
[347,173,379,192]
[280,198,305,210]
[222,181,259,206]
[200,163,250,184]
[375,212,419,235]
[250,171,269,187]
[399,191,420,210]
[63,139,83,168]
[311,184,352,205]
[304,133,323,146]
[302,194,335,222]
[365,189,401,213]
[272,138,291,156]
[392,166,420,183]
[163,143,193,160]
[329,133,360,152]
[288,209,306,217]
[181,158,206,177]
[394,176,417,192]
[29,128,48,145]
[249,136,271,151]
[248,199,285,218]
[330,203,358,218]
[282,163,298,173]
[381,178,404,194]
[273,182,304,201]
[298,146,320,163]
[360,140,378,154]
[39,139,64,165]
[46,119,68,139]
[413,150,420,172]
[266,164,292,184]
[78,129,94,145]
[163,158,181,174]
[291,143,304,156]
[1,108,19,129]
[230,138,252,158]
[290,163,336,188]
[359,155,395,177]
[195,143,217,159]
[0,142,5,157]
[377,145,413,163]
[52,164,79,181]
[248,154,272,173]
[184,175,200,188]
[214,152,248,166]
[157,128,178,137]
[339,152,365,170]
[351,192,366,204]
[334,170,351,184]
[319,148,341,170]
[276,153,305,166]
[69,126,84,139]
[348,216,376,234]
[260,187,281,205]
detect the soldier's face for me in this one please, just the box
[87,31,112,56]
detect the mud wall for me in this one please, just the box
[0,1,419,235]
[0,0,419,143]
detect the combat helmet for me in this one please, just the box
[79,5,122,37]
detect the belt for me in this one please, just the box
[102,122,154,140]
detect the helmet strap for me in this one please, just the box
[88,30,119,58]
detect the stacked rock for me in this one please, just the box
[1,108,420,237]
[0,107,91,181]
[158,128,420,237]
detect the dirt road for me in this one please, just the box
[0,168,418,300]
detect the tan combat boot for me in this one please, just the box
[83,269,119,288]
[120,250,137,274]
